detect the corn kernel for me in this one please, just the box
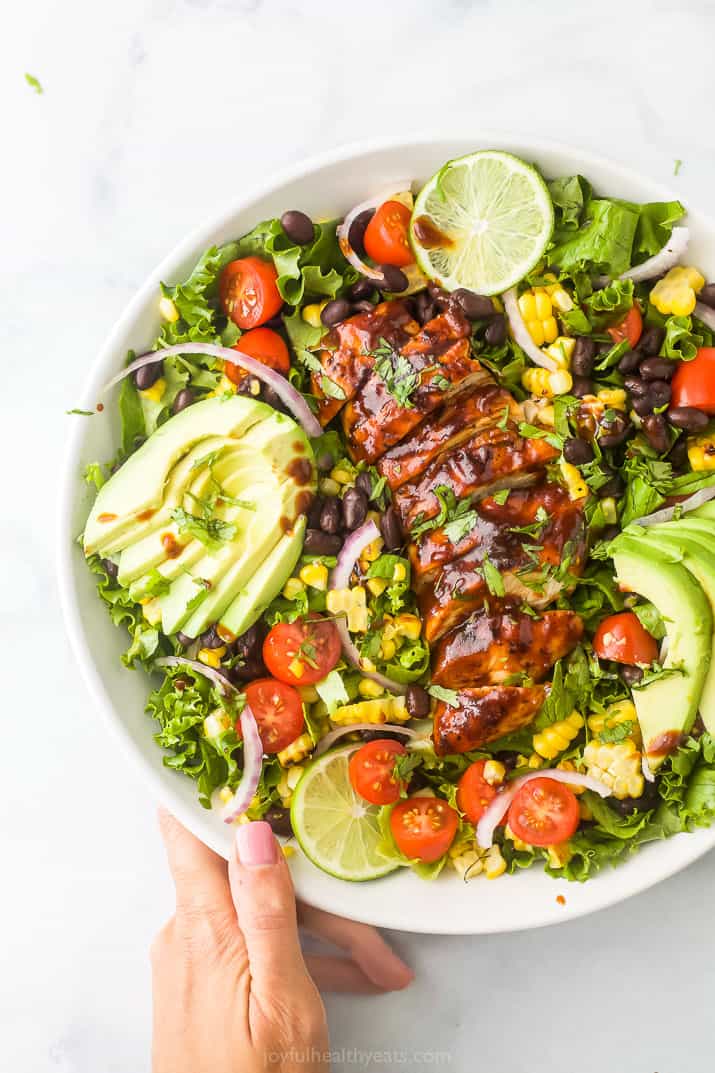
[534,291,552,320]
[380,638,397,661]
[203,710,232,739]
[451,849,483,880]
[542,316,559,344]
[546,843,573,868]
[522,367,573,399]
[326,587,368,632]
[596,388,627,410]
[549,286,574,313]
[330,696,409,726]
[588,700,641,747]
[392,561,408,582]
[158,296,180,322]
[518,293,537,320]
[528,753,543,769]
[331,466,354,485]
[282,577,305,600]
[140,377,166,403]
[687,431,715,472]
[651,266,705,317]
[218,786,233,805]
[277,733,314,767]
[484,844,507,880]
[358,677,385,699]
[198,645,226,668]
[556,759,587,794]
[559,458,589,501]
[288,657,305,679]
[533,710,584,760]
[360,535,384,563]
[583,739,644,800]
[367,577,389,596]
[526,319,545,346]
[393,613,422,640]
[299,562,329,590]
[536,404,555,427]
[302,302,327,328]
[543,336,576,370]
[281,844,296,858]
[483,760,506,786]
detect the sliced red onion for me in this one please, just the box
[337,183,412,280]
[694,300,715,332]
[502,287,559,371]
[104,342,322,438]
[221,704,264,823]
[314,722,419,757]
[642,753,656,784]
[629,484,715,527]
[155,655,236,695]
[330,521,407,696]
[476,768,612,849]
[621,226,690,282]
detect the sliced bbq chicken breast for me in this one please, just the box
[431,605,583,689]
[432,685,547,755]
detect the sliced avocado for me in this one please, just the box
[646,523,715,733]
[219,517,306,639]
[84,396,272,554]
[611,533,712,770]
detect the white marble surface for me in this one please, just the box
[4,1,715,1070]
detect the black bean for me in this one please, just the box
[235,376,261,399]
[349,278,374,301]
[623,375,649,398]
[200,626,225,649]
[636,325,664,354]
[229,657,266,683]
[427,281,445,299]
[380,506,404,551]
[280,209,314,246]
[598,411,631,447]
[360,729,410,745]
[375,264,409,293]
[600,525,620,542]
[452,289,494,320]
[413,291,435,325]
[639,357,675,382]
[571,337,596,377]
[632,393,656,417]
[134,360,163,390]
[342,487,368,531]
[668,436,689,468]
[563,436,594,465]
[617,350,641,374]
[316,450,334,473]
[698,283,715,309]
[235,623,263,658]
[484,314,507,347]
[648,380,672,410]
[405,684,430,718]
[176,631,193,648]
[621,664,644,687]
[642,413,670,454]
[609,780,660,816]
[352,300,374,314]
[264,806,294,838]
[172,387,196,413]
[321,298,353,327]
[598,474,624,498]
[355,471,373,499]
[307,495,324,530]
[319,497,341,535]
[101,558,118,580]
[347,209,374,256]
[261,384,287,414]
[667,406,710,431]
[572,376,594,398]
[304,528,342,556]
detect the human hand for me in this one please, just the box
[152,811,413,1073]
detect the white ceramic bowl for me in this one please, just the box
[58,134,715,934]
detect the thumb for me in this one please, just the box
[228,821,308,994]
[158,808,235,919]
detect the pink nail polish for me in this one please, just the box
[236,821,278,867]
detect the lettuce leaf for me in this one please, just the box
[549,199,640,276]
[158,242,239,349]
[659,314,704,361]
[236,218,353,306]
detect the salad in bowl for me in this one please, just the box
[76,147,715,891]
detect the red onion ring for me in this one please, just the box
[621,226,690,283]
[337,183,412,280]
[155,655,236,695]
[330,521,407,695]
[221,704,264,823]
[314,722,419,757]
[694,300,715,332]
[628,484,715,527]
[104,342,322,439]
[502,287,559,371]
[642,753,656,784]
[475,768,612,849]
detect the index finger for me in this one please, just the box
[158,808,236,919]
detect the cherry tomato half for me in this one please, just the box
[592,611,659,666]
[671,347,715,414]
[243,678,304,754]
[456,760,498,824]
[607,304,643,348]
[262,616,342,686]
[219,256,283,330]
[226,327,290,384]
[507,777,580,847]
[349,739,407,805]
[363,200,414,268]
[389,796,459,862]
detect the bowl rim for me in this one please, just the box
[57,131,715,934]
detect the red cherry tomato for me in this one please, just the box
[592,611,659,666]
[349,739,408,805]
[219,256,283,329]
[389,796,459,862]
[607,305,643,347]
[226,327,290,385]
[363,200,414,268]
[456,760,498,823]
[263,615,342,686]
[243,678,304,754]
[671,347,715,414]
[507,778,580,847]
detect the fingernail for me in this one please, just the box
[236,821,278,867]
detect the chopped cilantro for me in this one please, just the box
[172,507,237,551]
[482,556,505,596]
[428,684,459,706]
[372,338,420,409]
[25,73,43,94]
[67,408,95,416]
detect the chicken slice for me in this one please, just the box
[432,685,547,755]
[431,606,584,689]
[341,306,487,463]
[311,299,420,426]
[377,381,521,492]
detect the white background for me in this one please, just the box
[3,1,715,1071]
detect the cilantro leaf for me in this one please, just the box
[372,338,420,409]
[428,684,459,706]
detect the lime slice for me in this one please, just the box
[290,746,399,881]
[410,150,554,296]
